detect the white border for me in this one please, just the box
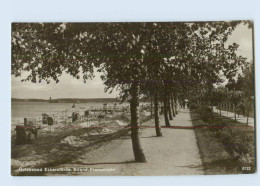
[1,0,259,185]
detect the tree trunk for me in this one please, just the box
[130,83,146,162]
[220,103,222,117]
[174,95,178,114]
[154,91,162,136]
[168,97,173,120]
[150,98,153,117]
[247,102,250,125]
[170,93,176,117]
[247,109,249,125]
[160,102,164,114]
[227,103,229,116]
[233,104,237,124]
[163,94,171,127]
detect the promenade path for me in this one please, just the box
[46,108,203,176]
[213,107,255,127]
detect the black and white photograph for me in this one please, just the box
[11,21,255,176]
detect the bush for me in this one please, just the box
[196,105,214,123]
[189,103,199,110]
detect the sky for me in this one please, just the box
[11,23,253,99]
[226,23,253,61]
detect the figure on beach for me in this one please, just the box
[72,101,80,122]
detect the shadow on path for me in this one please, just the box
[141,135,159,138]
[161,126,195,129]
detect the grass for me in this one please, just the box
[216,107,254,118]
[190,108,255,175]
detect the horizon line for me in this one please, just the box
[11,97,118,100]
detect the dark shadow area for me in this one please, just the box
[203,158,240,169]
[141,135,158,138]
[190,110,255,175]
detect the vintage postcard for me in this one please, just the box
[11,21,256,176]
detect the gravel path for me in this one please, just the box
[46,109,203,176]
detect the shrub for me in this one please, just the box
[189,103,199,110]
[196,105,214,123]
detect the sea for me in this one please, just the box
[11,101,129,125]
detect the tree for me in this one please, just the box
[12,23,148,162]
[212,86,227,116]
[242,63,254,123]
[12,21,248,162]
[226,62,254,123]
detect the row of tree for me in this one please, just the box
[215,62,254,123]
[189,58,254,124]
[12,21,252,162]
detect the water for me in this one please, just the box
[11,101,129,125]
